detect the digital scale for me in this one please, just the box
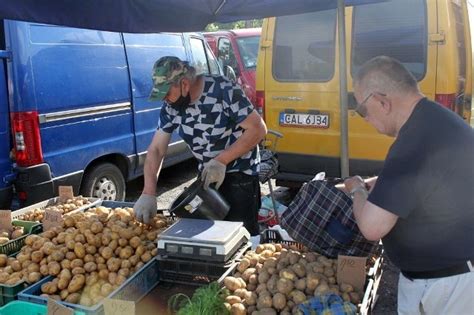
[157,218,250,263]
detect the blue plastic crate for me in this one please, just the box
[18,258,159,315]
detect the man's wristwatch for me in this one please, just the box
[349,186,368,200]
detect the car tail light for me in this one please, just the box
[11,111,43,167]
[435,93,456,111]
[256,90,265,120]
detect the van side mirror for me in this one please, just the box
[225,65,237,82]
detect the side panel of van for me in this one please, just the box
[0,55,13,208]
[123,32,192,175]
[258,0,444,182]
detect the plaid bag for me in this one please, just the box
[280,180,377,258]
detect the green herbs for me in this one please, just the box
[168,282,230,315]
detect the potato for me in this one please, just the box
[230,303,246,315]
[289,290,306,304]
[349,292,361,304]
[138,251,150,263]
[10,260,22,272]
[255,245,265,254]
[0,272,9,282]
[340,283,354,293]
[241,268,256,282]
[39,264,49,276]
[11,228,24,239]
[25,262,39,274]
[50,251,65,262]
[256,294,273,309]
[26,272,41,284]
[84,262,97,273]
[225,295,242,305]
[71,259,84,268]
[314,283,330,296]
[58,277,70,290]
[257,270,270,284]
[74,243,86,258]
[119,247,134,260]
[291,263,306,278]
[224,276,242,292]
[272,292,287,310]
[295,278,306,291]
[67,274,85,293]
[306,273,320,290]
[0,254,7,267]
[276,278,294,295]
[237,258,250,273]
[257,308,277,315]
[279,269,297,281]
[101,247,113,260]
[41,281,58,294]
[65,293,81,304]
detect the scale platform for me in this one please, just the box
[157,218,250,263]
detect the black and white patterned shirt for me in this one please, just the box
[159,75,259,175]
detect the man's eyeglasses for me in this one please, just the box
[354,93,373,118]
[354,92,386,118]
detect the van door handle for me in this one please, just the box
[347,92,357,110]
[260,40,272,49]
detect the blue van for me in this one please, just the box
[0,20,222,207]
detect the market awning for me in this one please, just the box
[1,0,384,33]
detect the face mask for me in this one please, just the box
[169,82,191,108]
[169,92,191,108]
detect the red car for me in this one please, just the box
[204,28,261,106]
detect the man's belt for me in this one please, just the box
[402,259,474,280]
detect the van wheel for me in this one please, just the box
[80,163,125,201]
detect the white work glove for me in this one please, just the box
[202,159,226,190]
[133,194,157,224]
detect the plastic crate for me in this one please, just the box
[18,258,159,315]
[157,242,250,286]
[12,197,101,221]
[0,281,29,307]
[260,229,306,251]
[0,300,86,315]
[260,228,384,312]
[0,220,42,256]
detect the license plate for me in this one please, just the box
[279,112,329,128]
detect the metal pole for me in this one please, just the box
[337,0,350,178]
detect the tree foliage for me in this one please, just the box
[205,19,263,31]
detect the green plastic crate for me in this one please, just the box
[0,281,28,307]
[0,221,42,256]
[0,300,86,315]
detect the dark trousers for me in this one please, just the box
[218,172,261,236]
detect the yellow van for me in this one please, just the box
[256,0,472,185]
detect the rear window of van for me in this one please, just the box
[273,10,337,82]
[351,0,427,80]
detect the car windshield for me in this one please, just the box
[236,36,260,69]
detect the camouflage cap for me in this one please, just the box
[149,56,190,101]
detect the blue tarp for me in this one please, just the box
[0,0,385,33]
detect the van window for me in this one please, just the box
[218,38,238,72]
[190,37,217,74]
[452,1,467,87]
[205,45,221,75]
[273,10,337,82]
[236,36,259,69]
[352,0,427,80]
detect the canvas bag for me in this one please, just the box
[280,180,377,258]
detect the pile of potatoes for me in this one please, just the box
[0,225,26,244]
[223,244,363,315]
[0,205,171,307]
[15,196,92,222]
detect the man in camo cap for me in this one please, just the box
[149,56,190,101]
[134,56,267,236]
